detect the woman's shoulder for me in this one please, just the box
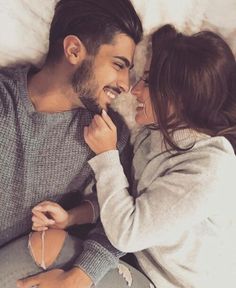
[133,128,235,169]
[138,129,236,176]
[171,135,236,184]
[193,135,235,160]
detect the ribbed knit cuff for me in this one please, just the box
[88,150,128,191]
[88,150,121,172]
[73,240,119,285]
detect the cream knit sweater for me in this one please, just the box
[89,128,236,288]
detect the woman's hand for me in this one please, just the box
[32,201,69,231]
[84,110,117,154]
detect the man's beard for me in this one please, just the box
[72,57,102,114]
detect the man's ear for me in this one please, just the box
[63,35,87,65]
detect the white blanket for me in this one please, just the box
[0,0,235,131]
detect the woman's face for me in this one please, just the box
[131,59,156,125]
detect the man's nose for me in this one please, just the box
[117,70,130,93]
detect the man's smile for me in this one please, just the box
[103,87,121,100]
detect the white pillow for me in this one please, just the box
[0,0,235,134]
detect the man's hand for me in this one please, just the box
[32,201,69,231]
[17,267,93,288]
[84,109,117,154]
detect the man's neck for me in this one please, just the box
[27,64,83,113]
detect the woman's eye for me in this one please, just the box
[141,77,149,85]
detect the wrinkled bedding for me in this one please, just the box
[0,0,235,131]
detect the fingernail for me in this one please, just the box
[102,109,107,115]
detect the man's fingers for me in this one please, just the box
[17,274,40,288]
[32,210,48,222]
[33,202,60,218]
[32,213,48,231]
[32,225,48,232]
[32,210,55,226]
[33,200,59,212]
[34,201,57,212]
[32,214,45,226]
[101,109,116,130]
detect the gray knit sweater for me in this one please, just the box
[0,66,131,284]
[89,128,236,288]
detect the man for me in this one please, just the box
[0,0,151,287]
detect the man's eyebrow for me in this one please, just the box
[114,56,134,69]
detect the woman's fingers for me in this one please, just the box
[101,110,116,130]
[85,111,115,135]
[83,110,117,154]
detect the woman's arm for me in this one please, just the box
[88,148,229,252]
[84,111,233,253]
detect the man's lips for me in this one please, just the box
[103,87,121,100]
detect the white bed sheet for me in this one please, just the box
[0,0,235,131]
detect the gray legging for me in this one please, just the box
[0,234,153,288]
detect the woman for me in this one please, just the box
[84,24,236,287]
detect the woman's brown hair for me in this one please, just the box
[149,24,236,153]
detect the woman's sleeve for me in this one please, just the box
[88,149,230,252]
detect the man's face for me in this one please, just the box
[72,33,136,114]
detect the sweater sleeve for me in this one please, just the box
[73,220,125,284]
[88,149,233,253]
[72,135,132,284]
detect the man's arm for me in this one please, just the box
[17,113,132,288]
[72,221,126,284]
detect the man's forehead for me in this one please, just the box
[97,33,136,65]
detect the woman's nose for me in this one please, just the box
[131,79,142,97]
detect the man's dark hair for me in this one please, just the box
[46,0,143,63]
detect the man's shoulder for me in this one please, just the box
[0,66,20,82]
[0,66,27,113]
